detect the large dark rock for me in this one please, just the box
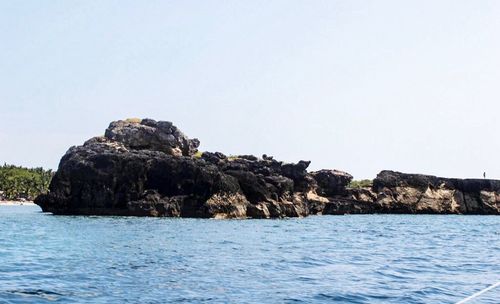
[36,119,317,218]
[369,170,500,214]
[310,169,353,196]
[35,137,241,217]
[35,119,500,217]
[307,170,500,215]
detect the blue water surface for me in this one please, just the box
[0,205,498,303]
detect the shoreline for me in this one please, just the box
[0,201,36,206]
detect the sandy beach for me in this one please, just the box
[0,201,35,206]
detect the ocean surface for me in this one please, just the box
[0,205,498,304]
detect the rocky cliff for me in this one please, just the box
[371,170,500,214]
[35,119,500,217]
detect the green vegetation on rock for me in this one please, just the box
[124,118,142,124]
[0,164,53,200]
[348,179,373,189]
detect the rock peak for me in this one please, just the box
[104,118,200,156]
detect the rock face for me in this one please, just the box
[310,170,500,215]
[104,118,200,156]
[370,170,500,214]
[35,119,500,217]
[311,170,353,196]
[36,119,323,218]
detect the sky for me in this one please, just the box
[1,0,500,180]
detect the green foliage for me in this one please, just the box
[348,179,373,189]
[193,151,203,158]
[0,164,53,200]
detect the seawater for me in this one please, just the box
[0,205,498,304]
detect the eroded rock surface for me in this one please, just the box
[104,118,200,156]
[36,119,317,218]
[370,170,500,214]
[35,119,500,217]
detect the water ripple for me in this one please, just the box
[0,206,499,303]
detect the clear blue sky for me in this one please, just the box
[1,1,499,180]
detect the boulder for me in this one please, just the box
[104,118,200,156]
[310,169,353,196]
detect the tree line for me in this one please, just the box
[0,163,54,201]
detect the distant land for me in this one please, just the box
[0,164,53,202]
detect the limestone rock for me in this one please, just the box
[34,119,500,217]
[104,118,200,156]
[310,169,353,196]
[35,119,318,218]
[372,170,500,214]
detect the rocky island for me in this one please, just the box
[35,119,500,217]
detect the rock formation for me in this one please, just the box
[371,170,500,214]
[104,118,200,156]
[35,119,500,217]
[36,119,323,218]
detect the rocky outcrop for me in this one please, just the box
[36,119,318,218]
[104,118,200,156]
[308,170,500,215]
[35,119,500,218]
[310,169,353,196]
[369,170,500,214]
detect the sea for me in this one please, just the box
[0,205,498,303]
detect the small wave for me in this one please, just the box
[5,289,64,301]
[313,292,372,303]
